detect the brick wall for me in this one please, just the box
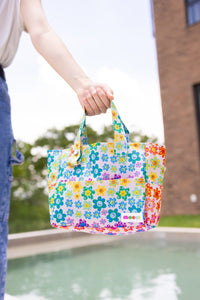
[152,0,200,215]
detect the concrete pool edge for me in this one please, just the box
[7,226,200,260]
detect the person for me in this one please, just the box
[0,0,114,298]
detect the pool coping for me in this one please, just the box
[7,226,200,260]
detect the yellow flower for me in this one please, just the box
[72,182,83,193]
[85,190,91,197]
[109,180,118,187]
[149,171,158,182]
[58,186,63,192]
[82,157,86,163]
[50,197,54,205]
[112,111,118,119]
[53,162,58,168]
[50,173,57,181]
[119,134,124,141]
[108,143,114,148]
[120,178,130,186]
[120,190,126,197]
[119,157,126,164]
[74,193,80,200]
[74,141,80,150]
[96,185,106,196]
[130,143,141,150]
[109,148,114,155]
[134,177,145,187]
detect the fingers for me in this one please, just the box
[77,83,114,116]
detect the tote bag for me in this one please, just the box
[47,101,166,235]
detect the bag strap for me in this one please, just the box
[68,101,130,166]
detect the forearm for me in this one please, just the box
[31,29,91,93]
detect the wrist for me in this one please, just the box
[71,76,93,93]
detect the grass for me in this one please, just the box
[159,215,200,228]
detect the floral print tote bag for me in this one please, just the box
[47,101,166,235]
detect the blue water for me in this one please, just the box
[6,237,200,300]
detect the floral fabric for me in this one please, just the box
[47,102,166,235]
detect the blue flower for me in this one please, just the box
[75,200,82,208]
[119,201,127,211]
[128,197,136,206]
[54,209,66,223]
[93,210,101,218]
[86,162,92,169]
[54,195,64,209]
[103,164,109,171]
[61,161,68,169]
[73,165,83,177]
[67,209,74,216]
[89,150,99,164]
[84,211,92,219]
[92,164,102,178]
[101,154,108,162]
[110,156,117,163]
[65,199,73,207]
[108,198,117,207]
[128,164,135,172]
[47,154,54,165]
[128,150,141,163]
[119,165,127,173]
[63,169,72,179]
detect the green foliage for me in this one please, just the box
[159,215,200,228]
[9,124,158,234]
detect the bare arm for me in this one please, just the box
[20,0,114,116]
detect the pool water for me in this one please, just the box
[6,237,200,300]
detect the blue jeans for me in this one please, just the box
[0,75,24,300]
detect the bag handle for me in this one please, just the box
[67,101,131,166]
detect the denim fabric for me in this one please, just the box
[0,76,24,300]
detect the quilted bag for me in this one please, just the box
[47,101,166,235]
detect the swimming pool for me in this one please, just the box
[6,236,200,300]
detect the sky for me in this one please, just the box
[5,0,164,144]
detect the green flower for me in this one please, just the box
[75,211,82,218]
[100,145,108,153]
[56,183,66,195]
[54,209,66,223]
[89,142,101,151]
[132,187,143,198]
[92,164,102,178]
[106,209,121,223]
[93,196,106,211]
[107,188,115,196]
[83,201,92,210]
[116,186,131,201]
[111,165,117,173]
[81,186,95,200]
[113,120,123,133]
[65,189,73,199]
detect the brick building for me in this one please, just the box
[151,0,200,215]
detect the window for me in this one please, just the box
[193,84,200,149]
[185,0,200,25]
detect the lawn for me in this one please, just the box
[159,215,200,228]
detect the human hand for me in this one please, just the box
[76,82,114,116]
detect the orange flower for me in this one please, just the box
[156,201,161,211]
[96,185,106,196]
[120,178,131,186]
[153,188,161,200]
[146,183,153,197]
[159,146,166,158]
[149,144,158,155]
